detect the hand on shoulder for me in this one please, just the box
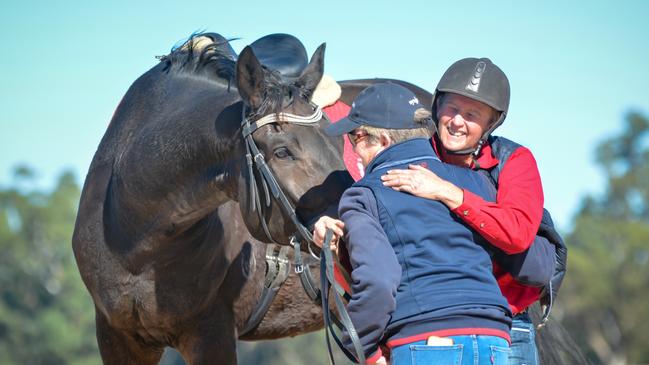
[381,164,464,209]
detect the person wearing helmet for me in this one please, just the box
[381,58,566,365]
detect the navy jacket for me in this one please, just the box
[339,138,512,359]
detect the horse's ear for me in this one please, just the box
[236,46,265,110]
[296,43,325,97]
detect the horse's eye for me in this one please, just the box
[273,147,293,160]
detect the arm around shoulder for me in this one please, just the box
[455,146,545,253]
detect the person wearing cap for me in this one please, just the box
[318,82,512,365]
[381,58,567,365]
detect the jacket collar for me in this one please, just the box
[365,138,439,175]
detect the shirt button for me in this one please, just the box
[480,222,485,228]
[463,210,469,216]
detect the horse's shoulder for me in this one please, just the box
[73,158,113,246]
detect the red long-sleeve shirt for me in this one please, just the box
[437,137,545,314]
[442,142,545,255]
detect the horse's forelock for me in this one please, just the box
[250,68,324,123]
[246,69,295,119]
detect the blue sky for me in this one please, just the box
[1,0,648,231]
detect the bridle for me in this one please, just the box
[239,100,366,364]
[240,100,323,250]
[238,100,324,326]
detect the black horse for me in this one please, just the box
[71,32,363,364]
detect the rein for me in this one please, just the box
[321,229,366,364]
[239,104,366,364]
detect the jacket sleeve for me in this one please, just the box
[452,146,544,254]
[338,186,402,362]
[492,235,556,287]
[538,209,569,323]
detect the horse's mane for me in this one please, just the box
[159,32,237,84]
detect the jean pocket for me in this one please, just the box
[410,344,463,365]
[489,345,511,365]
[511,325,533,344]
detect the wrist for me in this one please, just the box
[439,183,464,210]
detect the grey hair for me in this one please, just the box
[360,108,432,145]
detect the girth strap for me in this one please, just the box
[239,244,291,336]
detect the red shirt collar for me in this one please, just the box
[431,135,499,170]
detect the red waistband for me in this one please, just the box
[386,327,511,348]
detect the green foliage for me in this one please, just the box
[592,111,649,220]
[560,112,649,365]
[237,331,355,365]
[0,166,99,365]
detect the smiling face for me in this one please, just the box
[436,93,496,154]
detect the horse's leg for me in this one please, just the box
[176,314,238,365]
[95,311,164,365]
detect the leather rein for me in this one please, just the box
[238,102,366,364]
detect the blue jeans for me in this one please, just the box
[391,335,510,365]
[509,313,539,365]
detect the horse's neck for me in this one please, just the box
[106,72,244,253]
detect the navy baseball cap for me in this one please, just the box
[325,82,424,136]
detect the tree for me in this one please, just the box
[0,167,99,365]
[560,112,649,365]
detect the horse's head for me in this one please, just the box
[235,43,351,245]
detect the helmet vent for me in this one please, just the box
[465,61,486,93]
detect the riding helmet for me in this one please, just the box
[431,58,510,155]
